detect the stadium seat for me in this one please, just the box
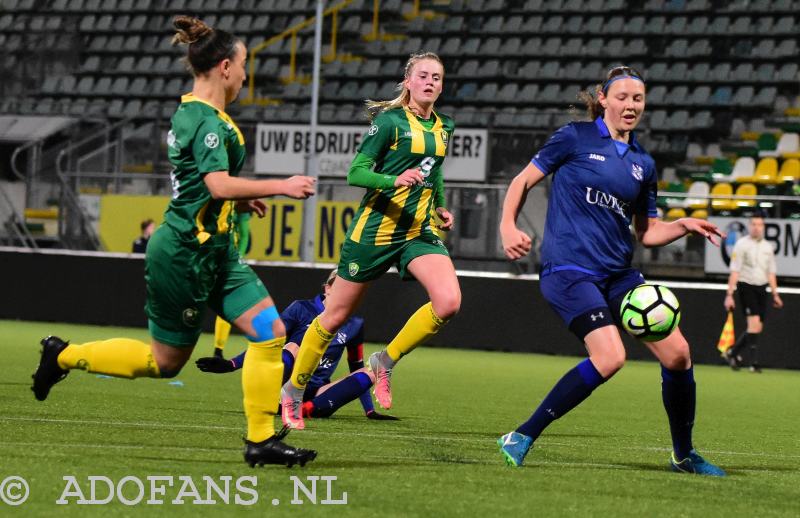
[690,209,708,220]
[779,158,800,182]
[752,157,779,184]
[730,156,756,183]
[776,133,800,158]
[710,183,738,212]
[665,207,687,220]
[734,183,757,208]
[685,181,710,209]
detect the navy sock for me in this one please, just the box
[661,365,695,460]
[310,372,372,418]
[516,359,605,440]
[281,349,295,385]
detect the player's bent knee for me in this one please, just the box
[432,291,461,321]
[246,305,280,342]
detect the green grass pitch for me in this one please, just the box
[1,320,799,517]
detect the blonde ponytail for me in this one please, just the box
[364,51,444,121]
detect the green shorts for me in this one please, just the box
[144,225,268,347]
[337,232,450,283]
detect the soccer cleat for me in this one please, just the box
[244,426,317,468]
[723,349,741,371]
[670,450,726,477]
[280,382,305,430]
[31,336,71,401]
[369,351,393,409]
[497,431,533,467]
[213,347,225,359]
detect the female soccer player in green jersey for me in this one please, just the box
[31,16,317,467]
[280,52,461,429]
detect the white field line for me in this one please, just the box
[1,416,798,463]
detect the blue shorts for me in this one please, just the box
[540,266,645,340]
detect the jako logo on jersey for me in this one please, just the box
[368,125,379,136]
[589,153,605,161]
[631,163,644,181]
[585,187,630,218]
[204,133,219,149]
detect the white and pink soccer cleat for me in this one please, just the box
[369,351,394,409]
[280,382,306,430]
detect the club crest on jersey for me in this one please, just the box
[441,130,449,143]
[631,163,644,181]
[368,125,379,136]
[204,133,219,149]
[348,262,360,276]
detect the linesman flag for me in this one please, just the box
[717,311,735,354]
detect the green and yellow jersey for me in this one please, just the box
[164,93,246,245]
[347,107,454,246]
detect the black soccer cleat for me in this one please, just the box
[213,347,225,359]
[243,426,318,468]
[31,336,71,401]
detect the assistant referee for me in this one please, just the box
[723,216,784,372]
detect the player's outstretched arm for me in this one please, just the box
[500,162,545,260]
[634,215,725,248]
[204,171,315,200]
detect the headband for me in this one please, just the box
[602,74,645,94]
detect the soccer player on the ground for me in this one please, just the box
[196,269,399,421]
[497,65,727,476]
[31,16,317,467]
[723,215,783,372]
[280,52,461,429]
[212,210,251,359]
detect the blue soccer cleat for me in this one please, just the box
[670,450,727,477]
[497,431,533,467]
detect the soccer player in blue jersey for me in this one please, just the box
[497,66,726,476]
[196,270,398,420]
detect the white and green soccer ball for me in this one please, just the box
[620,284,681,342]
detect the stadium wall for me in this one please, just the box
[2,248,798,369]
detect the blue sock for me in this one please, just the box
[516,359,605,440]
[281,349,295,385]
[310,372,372,418]
[661,365,695,460]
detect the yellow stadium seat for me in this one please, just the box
[754,157,779,184]
[665,208,687,220]
[690,209,708,220]
[735,183,757,208]
[710,182,738,211]
[779,158,800,182]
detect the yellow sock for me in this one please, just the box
[242,336,285,442]
[214,317,231,350]
[57,338,160,378]
[290,316,334,389]
[386,302,448,362]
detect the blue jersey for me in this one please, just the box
[231,296,365,389]
[281,296,364,388]
[532,117,658,275]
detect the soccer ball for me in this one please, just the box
[620,284,681,342]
